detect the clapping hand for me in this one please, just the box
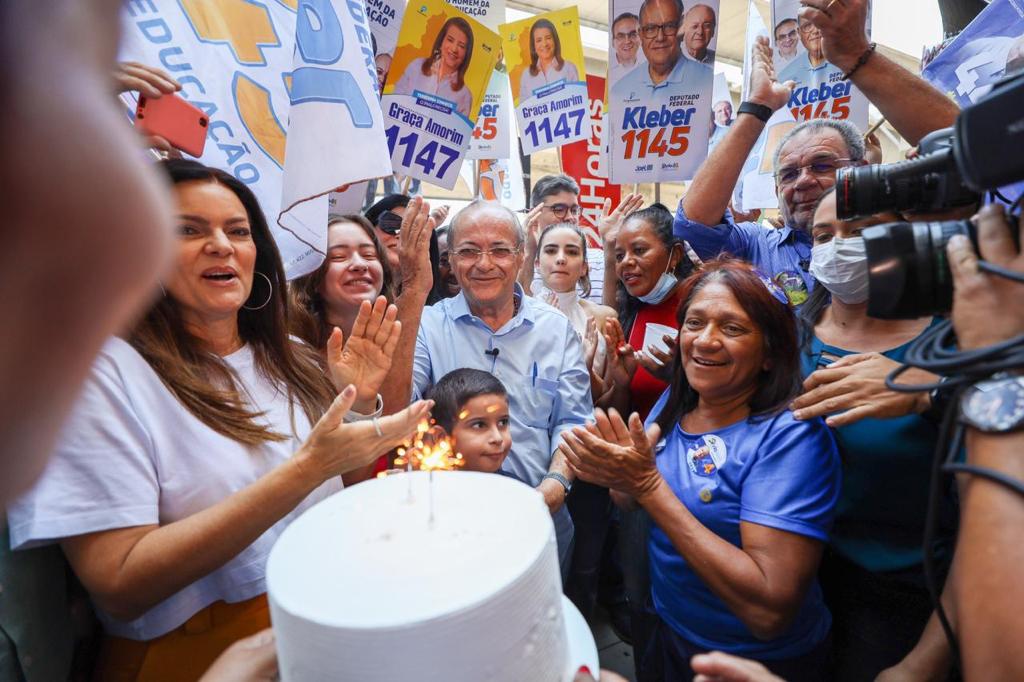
[559,408,662,500]
[295,385,432,483]
[597,193,644,246]
[327,296,401,413]
[601,318,639,390]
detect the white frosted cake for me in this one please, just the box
[266,471,573,681]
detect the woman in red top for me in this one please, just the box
[601,206,694,420]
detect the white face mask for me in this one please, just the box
[637,272,678,305]
[809,236,869,304]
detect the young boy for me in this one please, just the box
[427,369,573,577]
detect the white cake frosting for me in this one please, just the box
[267,471,570,681]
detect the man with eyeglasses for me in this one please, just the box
[777,14,828,85]
[610,12,643,81]
[396,200,592,577]
[674,0,959,308]
[774,18,800,67]
[519,174,608,303]
[610,0,713,105]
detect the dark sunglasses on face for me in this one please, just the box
[376,210,403,235]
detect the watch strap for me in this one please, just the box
[738,101,774,124]
[542,472,572,496]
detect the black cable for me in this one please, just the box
[881,262,1024,668]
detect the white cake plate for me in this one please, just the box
[562,595,600,680]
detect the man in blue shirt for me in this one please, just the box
[674,0,959,308]
[396,200,593,520]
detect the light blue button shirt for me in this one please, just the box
[412,286,594,487]
[610,55,714,107]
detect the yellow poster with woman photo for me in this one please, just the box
[381,0,500,188]
[500,8,590,153]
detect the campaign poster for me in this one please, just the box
[922,0,1024,107]
[448,0,512,159]
[561,75,621,248]
[381,0,500,189]
[467,70,512,159]
[707,72,733,154]
[771,0,871,130]
[367,0,406,96]
[502,8,590,154]
[120,0,391,278]
[607,0,717,183]
[732,0,796,211]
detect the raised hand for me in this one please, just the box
[429,204,450,226]
[637,333,677,382]
[327,296,401,412]
[294,385,433,483]
[397,195,436,293]
[798,0,872,73]
[748,36,795,112]
[597,193,644,246]
[559,408,662,500]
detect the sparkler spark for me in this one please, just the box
[393,420,465,472]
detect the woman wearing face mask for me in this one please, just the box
[800,189,956,682]
[603,206,694,419]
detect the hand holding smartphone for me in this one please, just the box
[135,93,208,158]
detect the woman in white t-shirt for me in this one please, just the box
[394,17,474,118]
[517,19,580,103]
[7,160,430,681]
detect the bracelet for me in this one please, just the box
[842,42,876,81]
[343,394,384,423]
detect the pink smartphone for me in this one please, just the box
[135,93,208,157]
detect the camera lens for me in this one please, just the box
[863,220,972,319]
[836,149,976,221]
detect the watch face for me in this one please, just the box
[962,377,1024,432]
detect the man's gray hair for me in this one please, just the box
[450,200,525,248]
[530,173,580,208]
[638,0,684,22]
[772,118,866,172]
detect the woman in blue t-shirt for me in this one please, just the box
[796,189,957,682]
[559,259,841,681]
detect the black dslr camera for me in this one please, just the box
[834,73,1024,319]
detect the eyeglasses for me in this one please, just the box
[775,158,853,185]
[775,29,798,42]
[452,246,520,263]
[639,21,679,38]
[542,203,582,219]
[614,30,638,41]
[799,22,820,35]
[376,210,403,235]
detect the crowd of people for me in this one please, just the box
[3,0,1024,681]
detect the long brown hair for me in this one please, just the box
[528,19,565,76]
[129,160,335,446]
[421,17,473,92]
[289,214,396,350]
